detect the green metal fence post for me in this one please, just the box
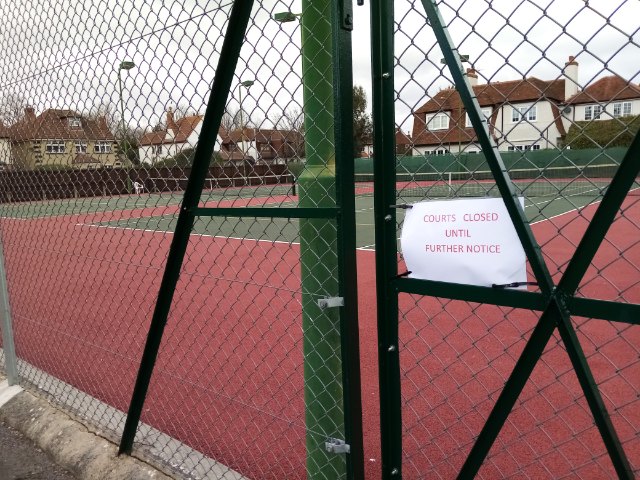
[298,0,346,477]
[0,227,18,385]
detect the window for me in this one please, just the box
[584,105,603,120]
[75,141,87,153]
[434,148,449,155]
[68,117,82,128]
[152,145,163,155]
[512,105,537,123]
[465,108,492,127]
[46,140,65,154]
[613,102,632,118]
[427,113,450,130]
[507,144,540,152]
[94,141,112,154]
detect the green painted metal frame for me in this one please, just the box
[331,0,365,476]
[370,0,640,478]
[370,0,403,477]
[119,2,365,478]
[119,0,257,454]
[192,207,339,218]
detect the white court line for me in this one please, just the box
[530,197,605,225]
[75,222,300,247]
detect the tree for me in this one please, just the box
[353,85,373,156]
[85,102,120,134]
[85,102,143,165]
[0,93,28,125]
[271,108,305,158]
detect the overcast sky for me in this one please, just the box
[0,0,638,133]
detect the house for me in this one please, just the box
[362,130,412,156]
[8,108,120,170]
[564,75,640,122]
[0,121,10,168]
[219,127,303,165]
[411,56,640,154]
[138,108,208,165]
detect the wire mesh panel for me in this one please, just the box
[372,0,640,478]
[0,0,361,478]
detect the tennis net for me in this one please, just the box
[145,173,295,198]
[355,163,639,199]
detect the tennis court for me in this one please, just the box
[2,165,638,478]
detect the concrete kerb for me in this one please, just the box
[0,378,171,480]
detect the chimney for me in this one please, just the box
[467,68,478,87]
[24,107,36,121]
[166,107,175,129]
[564,56,579,101]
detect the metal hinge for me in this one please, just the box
[325,438,350,454]
[317,297,344,309]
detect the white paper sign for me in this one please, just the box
[400,197,527,287]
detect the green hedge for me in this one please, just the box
[565,116,640,149]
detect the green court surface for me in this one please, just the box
[0,193,185,219]
[81,192,603,251]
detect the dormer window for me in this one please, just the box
[427,113,450,131]
[68,117,82,128]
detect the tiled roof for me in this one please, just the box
[566,75,640,105]
[396,129,412,145]
[415,78,565,114]
[412,78,565,145]
[139,131,167,146]
[139,114,203,146]
[9,109,114,141]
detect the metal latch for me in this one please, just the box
[325,438,350,454]
[317,297,344,309]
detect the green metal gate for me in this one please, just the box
[116,1,364,478]
[371,0,639,478]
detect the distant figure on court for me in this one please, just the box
[133,181,144,194]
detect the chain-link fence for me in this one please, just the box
[0,0,639,479]
[0,0,362,479]
[371,0,639,478]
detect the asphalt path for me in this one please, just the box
[0,419,76,480]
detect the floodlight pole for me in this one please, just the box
[238,80,254,160]
[118,60,135,190]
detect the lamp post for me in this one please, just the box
[118,60,135,191]
[238,79,254,161]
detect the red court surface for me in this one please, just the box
[0,196,638,478]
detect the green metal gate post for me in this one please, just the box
[299,0,347,476]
